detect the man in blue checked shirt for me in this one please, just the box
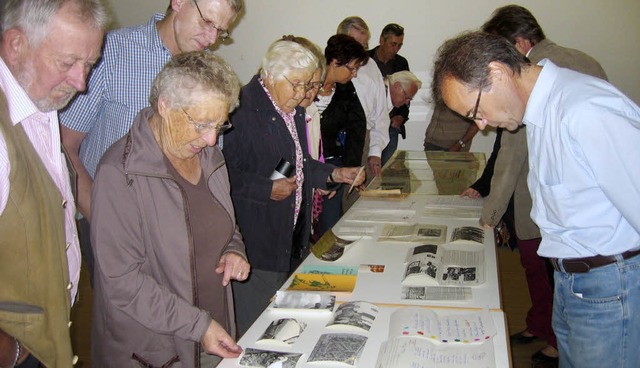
[59,0,243,280]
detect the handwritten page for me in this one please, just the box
[388,307,496,343]
[376,337,495,368]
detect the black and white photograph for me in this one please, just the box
[451,226,485,244]
[327,301,379,332]
[239,348,303,368]
[307,333,368,366]
[272,291,335,311]
[257,318,307,346]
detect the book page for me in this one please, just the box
[308,333,367,366]
[378,224,447,243]
[401,286,472,301]
[424,195,484,208]
[422,206,482,219]
[239,348,303,368]
[402,244,484,286]
[438,246,485,285]
[271,291,335,312]
[375,337,495,368]
[256,318,307,347]
[333,225,377,238]
[344,208,416,223]
[451,226,486,244]
[388,307,496,343]
[310,230,357,262]
[287,273,357,292]
[326,301,379,332]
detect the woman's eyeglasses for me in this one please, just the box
[282,75,319,92]
[182,108,232,133]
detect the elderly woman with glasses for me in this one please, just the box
[90,51,249,367]
[224,39,365,335]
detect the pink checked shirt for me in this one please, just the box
[0,58,81,304]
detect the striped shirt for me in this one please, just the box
[59,14,171,178]
[0,58,81,304]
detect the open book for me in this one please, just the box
[402,243,485,286]
[375,307,497,368]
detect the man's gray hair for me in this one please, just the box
[1,0,109,47]
[260,40,319,82]
[149,51,241,113]
[388,71,422,90]
[168,0,243,15]
[336,16,370,38]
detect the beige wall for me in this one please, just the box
[104,0,640,153]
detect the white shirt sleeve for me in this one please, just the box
[351,60,390,158]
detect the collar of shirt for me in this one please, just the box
[523,59,557,129]
[0,58,51,126]
[386,82,394,111]
[148,13,169,53]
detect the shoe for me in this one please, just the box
[509,330,541,345]
[531,349,559,368]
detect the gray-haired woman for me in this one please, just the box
[91,51,249,367]
[224,40,364,335]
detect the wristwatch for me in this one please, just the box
[458,139,466,148]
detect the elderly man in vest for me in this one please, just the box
[0,0,107,366]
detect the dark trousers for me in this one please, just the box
[77,217,94,287]
[518,237,557,348]
[318,157,343,237]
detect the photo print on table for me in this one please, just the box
[239,348,303,368]
[256,318,307,346]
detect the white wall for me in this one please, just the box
[104,0,640,154]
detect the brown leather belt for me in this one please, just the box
[550,248,640,273]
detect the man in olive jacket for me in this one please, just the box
[0,0,107,366]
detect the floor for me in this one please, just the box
[70,247,547,367]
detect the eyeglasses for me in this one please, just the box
[282,75,316,92]
[399,84,414,102]
[182,108,232,133]
[193,0,230,41]
[342,63,359,74]
[469,84,483,121]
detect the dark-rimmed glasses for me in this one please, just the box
[193,0,230,41]
[342,63,359,74]
[282,75,316,92]
[182,108,232,133]
[470,84,483,121]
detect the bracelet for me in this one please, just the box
[329,172,336,183]
[10,338,20,367]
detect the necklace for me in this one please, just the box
[319,82,335,95]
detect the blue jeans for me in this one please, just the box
[381,126,400,166]
[552,253,640,368]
